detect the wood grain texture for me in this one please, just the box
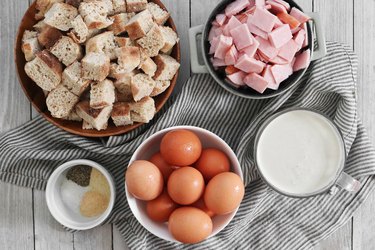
[73,225,112,250]
[352,0,375,248]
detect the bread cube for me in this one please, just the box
[44,3,78,31]
[79,1,113,29]
[46,85,79,118]
[147,2,170,25]
[65,0,81,8]
[90,79,116,109]
[160,26,178,53]
[153,54,180,81]
[136,24,165,57]
[68,15,89,43]
[111,102,133,126]
[35,0,64,20]
[124,9,153,40]
[76,101,112,130]
[50,36,83,66]
[140,57,157,77]
[63,108,82,121]
[150,80,170,97]
[33,20,48,32]
[22,31,41,61]
[108,13,135,35]
[82,52,110,81]
[25,50,62,91]
[114,37,134,47]
[82,120,95,130]
[37,25,63,49]
[131,73,155,101]
[130,96,155,123]
[116,46,141,72]
[62,61,91,96]
[112,0,127,14]
[126,0,147,12]
[86,31,117,60]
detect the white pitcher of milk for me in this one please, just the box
[254,108,361,198]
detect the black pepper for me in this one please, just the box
[66,165,92,187]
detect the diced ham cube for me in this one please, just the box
[243,73,269,93]
[227,71,246,86]
[255,0,265,7]
[249,0,256,8]
[214,27,223,36]
[240,38,260,58]
[212,58,226,67]
[294,29,306,50]
[247,16,268,39]
[251,7,277,32]
[278,39,299,62]
[209,37,219,54]
[212,20,220,27]
[270,63,293,84]
[257,51,270,63]
[266,0,287,14]
[225,45,239,65]
[290,7,311,24]
[277,12,301,29]
[268,24,292,48]
[223,16,242,36]
[274,17,284,28]
[293,49,310,71]
[216,14,227,26]
[230,23,254,50]
[268,55,288,65]
[208,27,217,41]
[301,23,308,48]
[262,65,278,90]
[214,35,233,59]
[272,0,290,10]
[265,4,272,10]
[255,36,280,59]
[291,26,301,34]
[225,0,250,17]
[235,54,265,73]
[225,65,239,75]
[236,13,249,23]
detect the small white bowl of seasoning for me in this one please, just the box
[46,159,115,230]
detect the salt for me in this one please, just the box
[60,178,89,214]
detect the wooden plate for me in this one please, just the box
[14,0,180,137]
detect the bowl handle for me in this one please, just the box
[307,12,327,61]
[189,25,209,74]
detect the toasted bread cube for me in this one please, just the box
[150,80,170,97]
[147,2,170,25]
[140,57,157,77]
[111,102,133,126]
[25,50,62,91]
[37,25,63,49]
[33,20,48,32]
[130,96,155,123]
[160,26,178,53]
[46,85,79,118]
[90,79,116,109]
[82,52,110,81]
[86,31,117,60]
[76,101,112,130]
[114,71,135,100]
[116,89,132,102]
[65,0,81,8]
[68,15,89,43]
[136,24,165,57]
[114,36,134,47]
[116,46,140,72]
[22,31,41,61]
[82,120,94,129]
[126,0,147,12]
[124,9,153,40]
[44,3,78,31]
[108,13,135,35]
[35,0,64,20]
[153,54,180,81]
[63,108,82,121]
[131,73,155,101]
[50,36,83,66]
[112,0,127,14]
[62,61,91,96]
[79,1,113,29]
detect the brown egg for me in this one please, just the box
[195,148,231,181]
[125,160,164,201]
[167,167,204,205]
[149,152,174,182]
[146,190,178,222]
[204,172,244,215]
[160,129,202,166]
[168,207,213,244]
[191,198,215,218]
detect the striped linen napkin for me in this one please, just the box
[1,41,375,250]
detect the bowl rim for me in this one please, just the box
[45,159,116,230]
[14,0,181,138]
[125,125,243,242]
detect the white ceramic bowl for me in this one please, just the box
[125,126,243,243]
[46,159,116,230]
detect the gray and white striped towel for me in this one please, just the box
[1,41,375,250]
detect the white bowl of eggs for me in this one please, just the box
[125,126,245,244]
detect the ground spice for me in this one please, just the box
[66,165,92,187]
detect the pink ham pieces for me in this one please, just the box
[209,1,311,93]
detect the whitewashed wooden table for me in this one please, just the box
[0,0,374,249]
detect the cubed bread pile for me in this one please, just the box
[22,0,180,131]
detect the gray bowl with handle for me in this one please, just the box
[189,0,327,99]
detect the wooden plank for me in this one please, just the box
[162,0,190,94]
[73,225,112,250]
[0,0,34,249]
[113,225,129,250]
[352,0,375,248]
